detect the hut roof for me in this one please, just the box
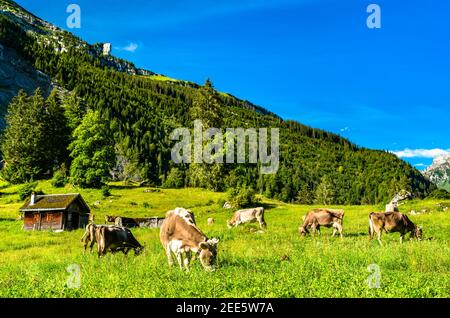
[20,193,90,212]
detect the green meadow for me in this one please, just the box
[1,181,450,298]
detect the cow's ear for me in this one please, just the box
[199,242,209,250]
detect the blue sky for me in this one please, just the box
[15,0,450,169]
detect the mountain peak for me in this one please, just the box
[423,154,450,188]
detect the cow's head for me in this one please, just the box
[198,238,219,271]
[134,246,144,256]
[298,226,308,236]
[226,220,234,228]
[413,226,423,240]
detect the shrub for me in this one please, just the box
[427,188,450,200]
[51,170,67,188]
[226,185,260,208]
[101,185,111,198]
[143,202,151,209]
[217,198,226,209]
[18,182,38,201]
[162,168,185,189]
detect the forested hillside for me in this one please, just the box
[0,0,435,204]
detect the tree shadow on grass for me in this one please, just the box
[108,184,142,190]
[259,203,277,210]
[0,217,17,222]
[343,232,368,238]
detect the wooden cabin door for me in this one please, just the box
[33,213,41,230]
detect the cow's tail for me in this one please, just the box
[80,224,90,242]
[368,212,375,240]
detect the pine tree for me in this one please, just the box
[187,79,225,191]
[314,176,336,205]
[296,183,314,204]
[62,91,86,132]
[0,89,69,183]
[43,89,70,168]
[69,110,115,188]
[190,79,221,129]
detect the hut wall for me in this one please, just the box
[40,212,63,230]
[23,211,63,230]
[23,212,40,230]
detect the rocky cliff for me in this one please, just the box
[423,154,450,189]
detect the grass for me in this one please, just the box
[147,74,181,83]
[1,180,450,298]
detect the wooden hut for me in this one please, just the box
[20,193,90,231]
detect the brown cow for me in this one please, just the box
[95,226,143,257]
[368,212,422,245]
[227,207,266,230]
[299,208,344,237]
[81,223,98,252]
[160,207,219,272]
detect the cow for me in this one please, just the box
[105,215,165,228]
[95,226,143,257]
[81,223,99,252]
[227,207,266,230]
[160,207,219,272]
[207,218,215,225]
[368,212,422,245]
[105,215,119,223]
[299,208,344,237]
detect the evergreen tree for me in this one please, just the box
[314,176,336,205]
[43,89,70,168]
[62,91,86,132]
[296,183,314,204]
[190,79,221,128]
[187,79,226,191]
[0,89,69,183]
[69,110,115,188]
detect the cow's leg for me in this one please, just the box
[333,223,344,238]
[399,234,404,244]
[311,224,318,237]
[89,241,95,252]
[376,230,383,246]
[175,252,183,270]
[332,223,337,237]
[258,216,267,230]
[183,251,191,272]
[165,246,174,267]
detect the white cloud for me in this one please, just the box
[414,163,427,167]
[115,42,139,53]
[340,127,350,133]
[391,148,450,159]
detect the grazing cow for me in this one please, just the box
[105,215,165,228]
[95,226,143,257]
[227,207,266,230]
[299,208,344,237]
[207,218,215,225]
[81,223,119,252]
[368,212,422,245]
[160,207,219,272]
